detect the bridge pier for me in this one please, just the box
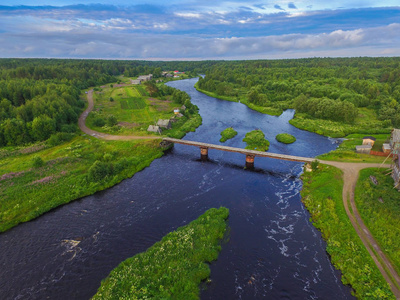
[246,155,255,169]
[200,147,209,161]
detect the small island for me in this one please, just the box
[92,207,229,300]
[243,130,270,151]
[276,133,296,144]
[220,127,238,142]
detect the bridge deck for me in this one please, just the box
[163,138,316,163]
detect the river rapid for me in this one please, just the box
[0,78,354,299]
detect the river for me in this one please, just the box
[0,78,354,299]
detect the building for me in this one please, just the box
[131,79,141,85]
[157,119,171,129]
[356,145,372,154]
[173,109,180,115]
[390,129,400,189]
[362,136,376,146]
[137,74,153,82]
[147,125,161,134]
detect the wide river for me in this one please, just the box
[0,78,354,299]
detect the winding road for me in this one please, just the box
[321,161,400,298]
[79,89,400,298]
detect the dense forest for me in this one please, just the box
[0,59,214,146]
[197,57,400,129]
[1,57,400,146]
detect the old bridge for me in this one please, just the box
[163,137,316,168]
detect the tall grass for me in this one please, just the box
[92,207,229,300]
[301,165,394,299]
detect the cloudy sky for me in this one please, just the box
[0,1,399,60]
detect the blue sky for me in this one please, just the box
[0,1,399,59]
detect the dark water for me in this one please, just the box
[0,78,354,299]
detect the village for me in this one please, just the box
[355,129,400,189]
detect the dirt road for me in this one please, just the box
[320,160,400,298]
[78,90,160,141]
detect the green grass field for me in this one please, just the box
[86,84,178,135]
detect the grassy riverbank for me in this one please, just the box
[317,133,390,163]
[0,136,164,232]
[301,165,394,299]
[92,207,229,300]
[355,168,400,275]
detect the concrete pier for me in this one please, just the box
[200,147,209,161]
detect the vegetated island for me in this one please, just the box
[242,130,270,151]
[275,133,296,144]
[220,127,238,142]
[301,165,394,299]
[92,207,229,300]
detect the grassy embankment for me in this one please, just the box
[275,133,296,144]
[195,84,391,139]
[194,85,282,116]
[355,168,400,276]
[92,207,229,300]
[301,165,395,299]
[219,127,238,142]
[0,82,202,232]
[318,133,390,163]
[242,130,270,151]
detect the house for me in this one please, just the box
[362,136,376,146]
[157,119,171,129]
[173,109,180,115]
[180,105,186,111]
[390,129,400,189]
[147,125,161,134]
[131,79,141,85]
[137,74,153,82]
[356,145,372,154]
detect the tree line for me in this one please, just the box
[197,57,400,126]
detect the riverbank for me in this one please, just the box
[301,165,395,299]
[0,82,202,233]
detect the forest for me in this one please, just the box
[197,57,400,134]
[1,57,400,147]
[0,59,214,147]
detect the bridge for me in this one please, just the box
[163,137,316,168]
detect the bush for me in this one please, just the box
[220,127,238,142]
[87,160,113,181]
[93,117,106,127]
[311,160,319,171]
[32,155,45,168]
[47,132,75,147]
[106,115,118,127]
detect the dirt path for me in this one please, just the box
[78,90,160,141]
[320,160,400,298]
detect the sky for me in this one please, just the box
[0,1,399,60]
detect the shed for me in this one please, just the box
[362,136,376,146]
[382,143,391,154]
[147,125,161,134]
[174,109,180,115]
[356,145,372,154]
[157,119,171,129]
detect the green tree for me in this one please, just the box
[31,115,56,141]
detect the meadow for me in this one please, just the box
[92,207,229,300]
[355,168,400,276]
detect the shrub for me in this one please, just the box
[311,160,319,171]
[87,160,113,181]
[32,155,45,168]
[93,117,106,127]
[106,115,118,127]
[47,132,74,147]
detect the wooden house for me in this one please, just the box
[362,136,376,146]
[147,125,161,134]
[157,119,171,129]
